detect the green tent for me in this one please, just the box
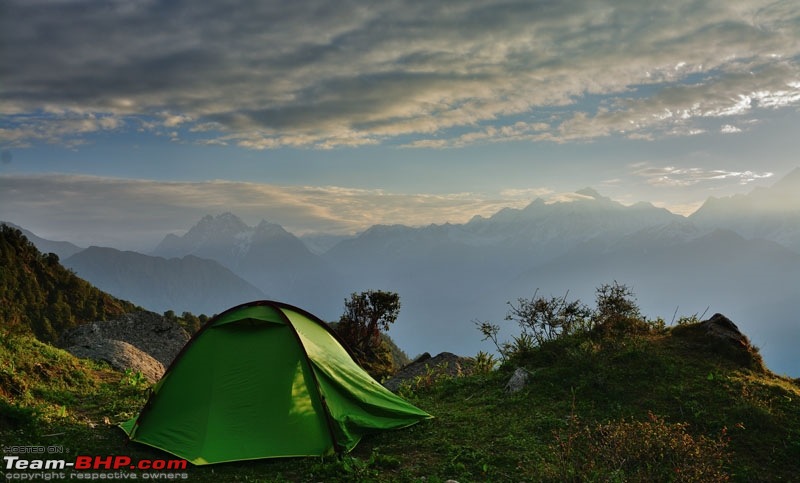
[120,301,431,465]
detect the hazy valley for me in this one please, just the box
[5,168,800,377]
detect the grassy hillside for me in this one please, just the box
[2,313,798,482]
[0,226,138,342]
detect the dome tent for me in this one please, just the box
[120,300,431,465]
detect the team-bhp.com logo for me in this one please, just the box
[4,454,188,480]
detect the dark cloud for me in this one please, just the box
[1,0,799,148]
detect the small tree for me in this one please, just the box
[506,290,593,346]
[593,281,646,336]
[335,290,401,379]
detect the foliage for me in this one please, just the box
[592,281,649,336]
[0,399,41,430]
[396,361,461,398]
[507,289,593,345]
[551,409,731,482]
[121,369,149,389]
[362,339,398,381]
[0,226,138,342]
[472,351,498,375]
[334,290,401,379]
[383,332,411,368]
[481,282,660,363]
[163,309,208,334]
[309,450,401,481]
[475,319,505,360]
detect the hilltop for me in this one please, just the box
[2,304,799,481]
[1,235,798,481]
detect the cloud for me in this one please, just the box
[1,0,799,148]
[721,124,742,133]
[631,164,774,187]
[499,187,554,200]
[0,174,542,249]
[0,111,125,148]
[161,112,192,128]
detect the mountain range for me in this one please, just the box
[63,247,265,315]
[150,213,343,314]
[5,168,799,376]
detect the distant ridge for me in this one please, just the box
[690,167,800,252]
[0,221,83,259]
[64,246,265,315]
[7,172,800,376]
[151,212,342,315]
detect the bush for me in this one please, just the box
[479,282,652,364]
[472,351,498,375]
[592,281,650,337]
[507,290,593,346]
[551,411,731,482]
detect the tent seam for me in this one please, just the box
[273,302,345,455]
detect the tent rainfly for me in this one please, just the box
[120,301,431,465]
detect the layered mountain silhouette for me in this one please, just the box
[9,168,800,376]
[690,167,800,252]
[63,247,264,315]
[151,213,343,315]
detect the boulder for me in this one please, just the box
[66,339,165,383]
[699,313,750,348]
[383,352,473,392]
[61,311,190,367]
[505,367,530,393]
[672,313,765,371]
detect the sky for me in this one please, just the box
[1,0,799,250]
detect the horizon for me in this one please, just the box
[1,171,793,252]
[2,1,800,250]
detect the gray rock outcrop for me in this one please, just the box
[67,339,165,383]
[61,311,190,368]
[699,313,750,348]
[383,352,474,392]
[61,311,191,381]
[673,312,766,372]
[505,367,530,393]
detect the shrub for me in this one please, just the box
[551,410,731,482]
[592,281,650,337]
[472,351,498,375]
[507,290,593,346]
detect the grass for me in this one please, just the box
[2,321,799,482]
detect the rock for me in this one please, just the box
[672,313,766,371]
[505,367,529,393]
[412,352,432,364]
[61,311,190,367]
[66,339,165,383]
[383,352,473,392]
[700,313,750,348]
